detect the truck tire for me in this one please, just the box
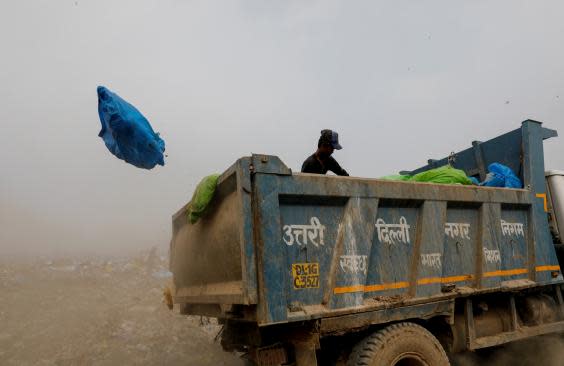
[347,322,450,366]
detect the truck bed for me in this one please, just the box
[170,120,562,330]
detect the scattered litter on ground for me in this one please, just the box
[152,269,173,279]
[0,248,242,366]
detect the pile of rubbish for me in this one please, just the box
[382,163,522,188]
[41,247,172,280]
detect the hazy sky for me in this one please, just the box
[1,1,563,257]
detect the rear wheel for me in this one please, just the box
[347,322,450,366]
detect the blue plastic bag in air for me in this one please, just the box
[97,86,165,169]
[480,163,522,188]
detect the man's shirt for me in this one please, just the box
[301,154,349,176]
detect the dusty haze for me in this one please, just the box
[1,1,564,258]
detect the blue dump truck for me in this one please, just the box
[170,120,564,366]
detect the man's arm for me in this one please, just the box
[328,157,349,176]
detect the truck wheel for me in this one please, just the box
[347,322,450,366]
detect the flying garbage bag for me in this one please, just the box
[97,86,165,169]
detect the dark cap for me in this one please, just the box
[319,129,342,150]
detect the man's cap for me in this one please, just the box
[320,129,342,150]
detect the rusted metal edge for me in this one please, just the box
[236,158,257,304]
[318,299,454,335]
[286,278,564,325]
[174,280,245,304]
[174,294,246,305]
[470,320,564,350]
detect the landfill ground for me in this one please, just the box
[1,249,563,366]
[0,248,243,366]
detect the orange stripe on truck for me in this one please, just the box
[536,193,548,212]
[333,266,561,294]
[536,265,561,272]
[483,268,528,277]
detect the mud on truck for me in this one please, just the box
[169,120,564,366]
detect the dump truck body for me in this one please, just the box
[170,120,564,365]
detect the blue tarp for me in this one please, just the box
[480,163,523,188]
[97,86,165,169]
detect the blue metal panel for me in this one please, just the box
[480,203,503,289]
[365,203,420,297]
[521,121,562,284]
[403,128,523,180]
[328,198,379,310]
[442,206,479,287]
[499,207,529,280]
[405,120,562,285]
[254,174,287,323]
[414,201,447,298]
[280,201,342,306]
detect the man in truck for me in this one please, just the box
[301,129,349,176]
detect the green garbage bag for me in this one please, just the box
[379,174,411,181]
[187,174,220,224]
[410,165,472,185]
